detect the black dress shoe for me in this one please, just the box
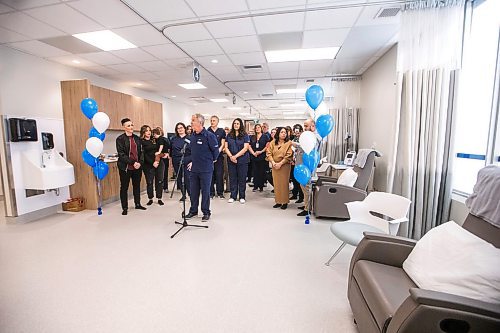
[273,203,282,208]
[146,199,153,206]
[185,212,197,219]
[122,209,128,215]
[135,205,147,210]
[280,204,288,210]
[298,206,305,210]
[295,198,304,204]
[202,214,210,222]
[158,200,164,205]
[297,210,308,216]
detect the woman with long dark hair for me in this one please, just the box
[224,118,250,203]
[169,122,192,201]
[249,123,269,192]
[140,125,164,205]
[266,127,293,209]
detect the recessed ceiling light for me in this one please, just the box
[73,30,137,51]
[211,59,219,63]
[72,59,81,64]
[210,98,228,103]
[227,107,242,110]
[276,88,306,94]
[178,83,207,90]
[265,47,340,63]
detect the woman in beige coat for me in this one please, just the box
[266,127,293,209]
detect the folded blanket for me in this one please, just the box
[466,165,500,227]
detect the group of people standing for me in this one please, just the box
[116,114,318,220]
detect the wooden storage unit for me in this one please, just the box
[61,79,162,209]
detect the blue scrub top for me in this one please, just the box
[190,128,219,173]
[226,133,250,164]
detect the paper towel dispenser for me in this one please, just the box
[9,118,38,142]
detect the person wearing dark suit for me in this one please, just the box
[116,118,146,215]
[185,114,219,222]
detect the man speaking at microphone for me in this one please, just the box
[185,114,219,222]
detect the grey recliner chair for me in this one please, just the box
[313,151,376,219]
[347,167,500,332]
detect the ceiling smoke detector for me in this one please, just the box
[375,7,401,18]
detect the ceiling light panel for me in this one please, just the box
[178,83,207,90]
[73,30,136,51]
[265,47,339,63]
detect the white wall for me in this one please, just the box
[360,45,399,191]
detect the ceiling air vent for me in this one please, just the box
[375,7,400,18]
[240,64,264,73]
[189,97,210,103]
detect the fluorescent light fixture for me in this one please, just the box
[211,59,219,63]
[178,83,207,90]
[210,98,228,103]
[72,59,80,64]
[73,30,137,51]
[265,47,340,63]
[276,88,306,94]
[227,107,241,110]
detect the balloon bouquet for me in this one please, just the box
[293,85,335,224]
[80,98,111,215]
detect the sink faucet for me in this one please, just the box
[41,150,52,168]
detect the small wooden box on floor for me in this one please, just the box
[60,79,163,210]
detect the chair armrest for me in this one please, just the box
[409,288,500,318]
[348,233,416,280]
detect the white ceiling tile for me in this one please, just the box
[227,52,266,66]
[305,8,362,30]
[253,12,304,34]
[78,51,126,65]
[0,26,30,43]
[67,0,145,29]
[8,40,70,57]
[142,43,187,59]
[1,0,59,10]
[111,48,157,62]
[163,23,212,43]
[217,35,262,54]
[122,0,196,23]
[0,11,65,39]
[107,63,146,73]
[136,60,172,71]
[0,3,14,13]
[25,3,104,34]
[113,24,168,47]
[247,0,306,10]
[184,0,248,17]
[49,54,97,67]
[178,39,222,57]
[302,28,350,48]
[204,18,255,38]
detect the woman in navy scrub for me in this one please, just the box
[224,118,250,204]
[169,122,192,201]
[249,123,269,192]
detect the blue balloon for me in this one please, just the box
[305,85,324,110]
[316,114,335,138]
[294,164,312,186]
[82,149,97,167]
[89,127,105,141]
[303,149,320,173]
[93,161,109,180]
[80,98,98,119]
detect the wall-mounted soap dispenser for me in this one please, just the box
[41,132,54,150]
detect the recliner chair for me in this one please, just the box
[313,151,376,219]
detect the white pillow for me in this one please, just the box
[337,168,358,187]
[403,221,500,304]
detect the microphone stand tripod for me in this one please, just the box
[171,142,208,239]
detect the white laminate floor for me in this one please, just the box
[0,184,357,333]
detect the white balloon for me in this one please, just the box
[314,102,329,121]
[299,131,316,154]
[86,137,103,158]
[92,112,110,134]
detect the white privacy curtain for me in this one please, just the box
[388,0,465,239]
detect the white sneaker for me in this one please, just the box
[239,199,246,204]
[228,198,234,203]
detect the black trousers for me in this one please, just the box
[228,161,248,200]
[143,161,164,200]
[252,159,266,190]
[119,168,142,210]
[210,157,224,196]
[162,158,169,190]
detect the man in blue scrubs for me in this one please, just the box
[185,114,219,222]
[208,115,226,199]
